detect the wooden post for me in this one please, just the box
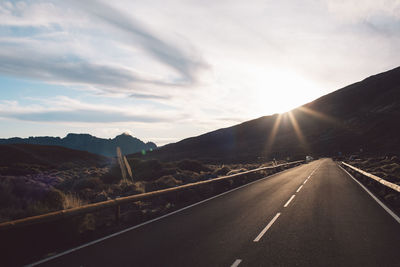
[115,205,121,223]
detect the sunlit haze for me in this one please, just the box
[1,0,399,145]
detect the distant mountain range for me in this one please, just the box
[0,143,109,170]
[134,66,400,163]
[0,133,157,157]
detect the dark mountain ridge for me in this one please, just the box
[134,66,400,162]
[0,144,109,168]
[0,133,157,157]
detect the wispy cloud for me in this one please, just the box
[0,0,207,93]
[3,109,166,123]
[0,97,175,123]
[73,0,207,85]
[0,46,142,87]
[129,93,171,100]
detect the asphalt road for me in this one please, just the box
[32,159,400,267]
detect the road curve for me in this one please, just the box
[31,159,400,267]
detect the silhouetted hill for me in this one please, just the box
[134,66,400,162]
[0,143,110,175]
[0,133,157,157]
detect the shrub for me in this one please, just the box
[177,160,210,173]
[93,191,109,203]
[56,179,75,191]
[158,175,182,187]
[26,202,53,217]
[116,181,143,196]
[146,175,182,191]
[0,178,19,207]
[73,177,103,191]
[42,188,65,210]
[101,164,122,184]
[134,160,164,181]
[199,172,216,180]
[125,159,173,181]
[213,166,231,176]
[173,170,199,183]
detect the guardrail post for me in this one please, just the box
[115,205,121,223]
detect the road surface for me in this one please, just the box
[31,158,400,267]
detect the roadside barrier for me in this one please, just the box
[342,162,400,193]
[0,160,304,230]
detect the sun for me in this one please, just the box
[254,70,321,115]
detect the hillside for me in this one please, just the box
[0,144,110,175]
[134,66,400,162]
[0,133,156,157]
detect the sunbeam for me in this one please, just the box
[264,114,282,156]
[297,106,340,126]
[297,106,361,134]
[287,111,309,151]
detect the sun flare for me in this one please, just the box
[252,70,322,115]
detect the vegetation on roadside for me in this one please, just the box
[0,144,286,223]
[347,155,400,185]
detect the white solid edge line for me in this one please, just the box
[254,213,281,242]
[296,185,303,193]
[338,165,400,224]
[284,195,296,208]
[231,259,242,267]
[26,162,310,267]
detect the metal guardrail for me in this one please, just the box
[0,160,304,230]
[342,162,400,193]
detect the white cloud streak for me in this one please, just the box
[0,97,178,123]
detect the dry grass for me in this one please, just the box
[63,193,87,209]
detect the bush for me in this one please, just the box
[73,177,103,191]
[127,159,179,181]
[177,160,210,173]
[101,164,122,184]
[213,166,230,176]
[116,181,143,196]
[146,175,182,191]
[173,170,199,183]
[42,188,65,210]
[199,172,216,180]
[93,191,109,203]
[56,179,75,191]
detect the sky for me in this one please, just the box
[0,0,399,146]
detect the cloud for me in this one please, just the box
[0,43,194,91]
[325,0,400,22]
[73,0,207,85]
[0,97,175,123]
[129,93,171,100]
[0,0,207,94]
[0,47,142,88]
[4,110,165,123]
